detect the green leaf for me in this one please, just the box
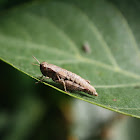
[0,0,140,118]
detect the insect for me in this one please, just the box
[82,42,91,54]
[33,56,98,96]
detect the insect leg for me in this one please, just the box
[44,76,50,79]
[36,75,50,84]
[56,74,67,92]
[61,79,67,92]
[64,80,84,91]
[86,80,90,84]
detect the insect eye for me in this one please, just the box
[40,64,45,69]
[43,66,47,70]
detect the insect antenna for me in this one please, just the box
[32,56,40,64]
[32,63,40,66]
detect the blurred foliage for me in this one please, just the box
[0,61,71,140]
[0,0,33,11]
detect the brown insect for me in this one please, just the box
[33,56,98,96]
